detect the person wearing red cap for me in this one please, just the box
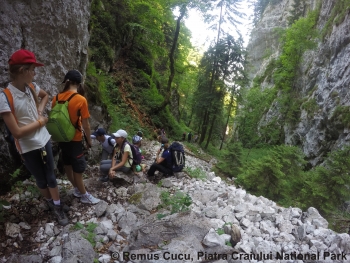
[52,70,100,204]
[0,49,68,226]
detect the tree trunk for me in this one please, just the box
[205,113,217,149]
[220,94,234,150]
[199,109,210,144]
[154,6,186,113]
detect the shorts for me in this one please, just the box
[59,141,86,173]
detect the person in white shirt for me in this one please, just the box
[0,49,68,225]
[99,129,133,182]
[91,127,115,160]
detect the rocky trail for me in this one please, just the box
[0,139,349,263]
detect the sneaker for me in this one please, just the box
[47,200,70,213]
[80,193,100,204]
[52,204,69,226]
[99,175,109,182]
[73,188,83,198]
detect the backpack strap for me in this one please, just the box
[56,92,80,130]
[107,136,114,146]
[56,92,78,103]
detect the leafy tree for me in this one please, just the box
[235,145,307,205]
[303,146,350,214]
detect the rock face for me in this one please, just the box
[246,0,350,165]
[0,0,91,92]
[0,0,92,177]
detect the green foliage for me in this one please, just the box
[158,190,192,215]
[216,228,225,235]
[216,142,243,178]
[184,167,207,180]
[235,86,278,147]
[236,145,307,206]
[71,222,98,246]
[301,97,319,118]
[237,8,320,146]
[330,106,350,129]
[73,222,85,230]
[321,0,350,39]
[274,9,319,93]
[83,222,98,247]
[302,146,350,215]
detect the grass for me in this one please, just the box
[157,190,192,217]
[184,167,207,181]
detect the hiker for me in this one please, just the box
[188,132,192,142]
[99,129,133,182]
[193,133,198,143]
[109,129,134,179]
[91,127,115,160]
[52,70,100,204]
[132,135,143,172]
[147,136,173,180]
[0,49,68,225]
[182,132,186,141]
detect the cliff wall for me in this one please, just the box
[0,0,91,177]
[246,0,350,165]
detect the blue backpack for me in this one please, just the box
[168,142,185,172]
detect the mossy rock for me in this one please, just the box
[129,192,143,204]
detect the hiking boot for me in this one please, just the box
[73,188,83,198]
[99,175,109,182]
[47,200,70,213]
[52,204,69,226]
[80,193,100,204]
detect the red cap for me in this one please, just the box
[8,49,44,67]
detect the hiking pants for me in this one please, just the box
[100,160,131,176]
[147,162,173,177]
[101,149,113,161]
[22,140,57,189]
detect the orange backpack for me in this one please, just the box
[2,83,36,153]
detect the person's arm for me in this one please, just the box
[111,147,117,167]
[155,149,165,164]
[81,118,92,148]
[37,89,49,115]
[1,112,47,139]
[110,151,129,171]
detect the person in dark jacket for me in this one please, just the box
[147,137,173,180]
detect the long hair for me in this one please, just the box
[62,80,85,96]
[8,64,39,107]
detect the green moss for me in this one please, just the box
[330,105,350,128]
[301,98,319,117]
[321,0,350,40]
[129,192,142,204]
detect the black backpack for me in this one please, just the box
[168,141,185,172]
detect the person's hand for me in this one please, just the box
[109,170,115,179]
[39,115,48,125]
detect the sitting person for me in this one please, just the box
[147,137,173,180]
[91,127,115,160]
[99,129,132,182]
